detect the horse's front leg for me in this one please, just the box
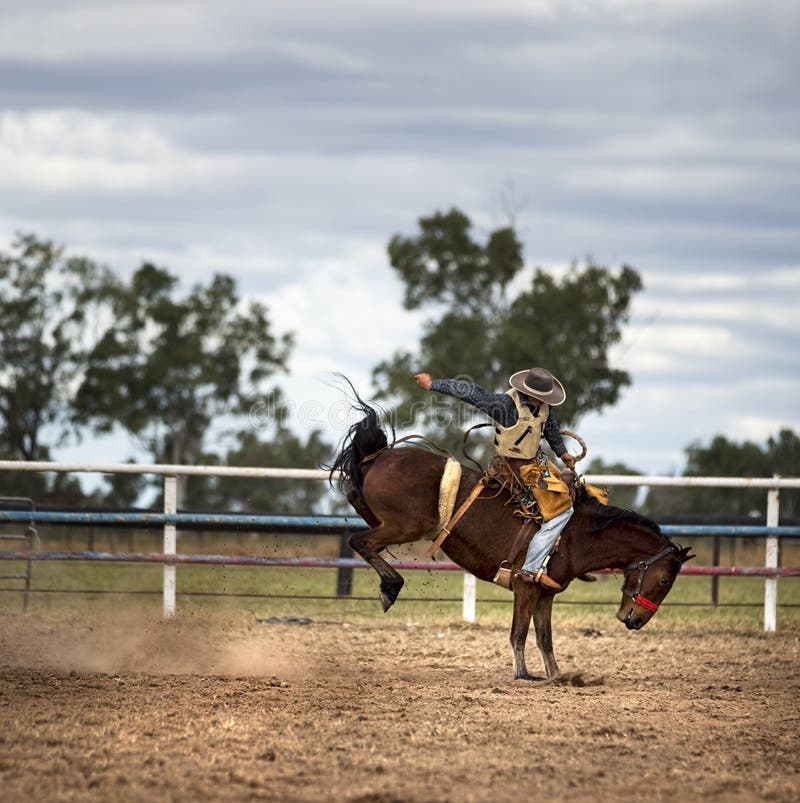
[532,593,560,678]
[509,585,542,679]
[348,527,405,612]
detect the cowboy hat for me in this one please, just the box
[508,367,566,406]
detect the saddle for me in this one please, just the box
[428,455,605,589]
[423,424,607,585]
[425,456,571,570]
[487,455,574,521]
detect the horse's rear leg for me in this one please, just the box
[347,490,381,529]
[347,492,406,611]
[348,525,408,612]
[510,586,542,680]
[533,594,560,678]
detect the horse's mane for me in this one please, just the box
[575,488,670,545]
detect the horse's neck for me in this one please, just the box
[574,518,663,574]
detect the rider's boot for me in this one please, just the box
[514,570,562,590]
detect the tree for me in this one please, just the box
[0,233,112,500]
[98,464,149,509]
[767,429,800,519]
[372,208,643,459]
[75,263,293,506]
[643,429,799,520]
[181,428,333,513]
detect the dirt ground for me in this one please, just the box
[1,608,798,803]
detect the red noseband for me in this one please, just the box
[633,594,659,613]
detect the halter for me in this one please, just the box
[621,544,678,613]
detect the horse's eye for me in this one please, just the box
[660,576,671,586]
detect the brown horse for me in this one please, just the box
[330,394,693,680]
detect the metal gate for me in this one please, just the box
[0,497,37,611]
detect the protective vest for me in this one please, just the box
[493,390,549,460]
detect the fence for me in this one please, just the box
[1,460,799,629]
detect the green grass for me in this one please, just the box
[1,527,799,630]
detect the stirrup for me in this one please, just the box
[493,561,513,590]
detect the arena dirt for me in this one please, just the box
[1,609,798,802]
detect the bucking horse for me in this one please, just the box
[329,391,693,680]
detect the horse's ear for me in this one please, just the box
[678,546,695,563]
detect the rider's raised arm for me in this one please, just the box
[427,377,517,427]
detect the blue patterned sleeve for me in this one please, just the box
[544,414,567,456]
[429,378,518,427]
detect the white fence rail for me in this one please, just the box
[1,460,799,628]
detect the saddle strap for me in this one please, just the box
[426,476,488,558]
[492,518,537,590]
[506,518,536,565]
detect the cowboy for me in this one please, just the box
[414,368,575,591]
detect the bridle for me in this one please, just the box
[621,544,678,613]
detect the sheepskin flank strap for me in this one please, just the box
[435,458,462,533]
[426,470,487,559]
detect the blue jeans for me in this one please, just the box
[521,506,574,575]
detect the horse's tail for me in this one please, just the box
[327,378,394,500]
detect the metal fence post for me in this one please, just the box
[336,526,354,597]
[163,475,177,619]
[764,481,780,632]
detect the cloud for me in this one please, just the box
[0,0,798,475]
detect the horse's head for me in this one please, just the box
[616,544,694,630]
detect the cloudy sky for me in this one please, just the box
[2,0,798,476]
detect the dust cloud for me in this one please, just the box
[0,610,314,679]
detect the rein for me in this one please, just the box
[461,422,492,473]
[621,544,677,613]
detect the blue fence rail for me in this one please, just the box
[2,509,800,538]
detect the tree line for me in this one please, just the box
[1,218,797,518]
[0,232,327,511]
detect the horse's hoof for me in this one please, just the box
[513,673,547,682]
[577,573,598,582]
[379,579,403,612]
